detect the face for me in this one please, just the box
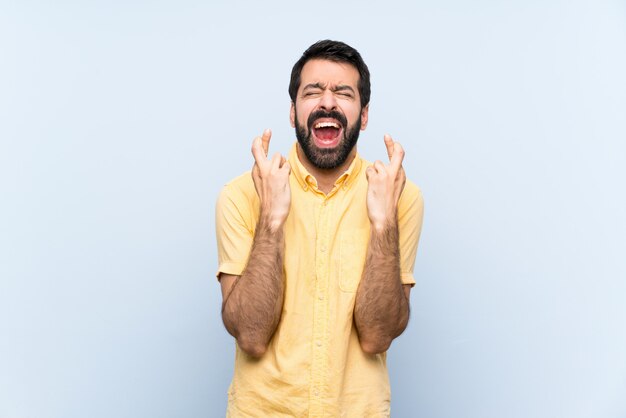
[290,59,369,170]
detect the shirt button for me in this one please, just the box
[314,390,320,397]
[318,294,324,300]
[320,244,326,252]
[316,341,322,347]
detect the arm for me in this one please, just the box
[220,129,291,358]
[220,219,285,358]
[355,220,411,354]
[354,135,410,354]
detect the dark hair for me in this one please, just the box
[289,40,371,108]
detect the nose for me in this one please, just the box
[318,90,338,111]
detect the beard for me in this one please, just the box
[294,108,361,170]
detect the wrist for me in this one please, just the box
[370,221,387,234]
[259,212,286,233]
[370,213,398,233]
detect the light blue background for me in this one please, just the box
[1,1,625,417]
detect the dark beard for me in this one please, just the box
[294,109,361,170]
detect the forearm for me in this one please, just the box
[354,220,410,354]
[222,217,285,357]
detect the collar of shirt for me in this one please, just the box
[287,142,363,196]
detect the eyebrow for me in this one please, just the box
[302,83,356,94]
[303,82,326,91]
[333,85,355,94]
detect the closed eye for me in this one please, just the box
[333,85,355,99]
[302,89,322,98]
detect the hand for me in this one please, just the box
[251,129,291,230]
[365,134,406,231]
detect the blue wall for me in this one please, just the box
[1,1,625,417]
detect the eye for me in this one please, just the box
[303,90,321,98]
[336,91,354,99]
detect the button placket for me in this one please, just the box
[311,197,330,413]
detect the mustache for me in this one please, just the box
[307,110,347,130]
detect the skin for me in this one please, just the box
[355,136,410,354]
[220,130,290,358]
[289,59,368,194]
[220,59,411,357]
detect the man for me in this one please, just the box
[215,40,424,417]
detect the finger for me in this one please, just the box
[270,152,282,169]
[251,162,260,181]
[390,141,405,170]
[251,136,267,165]
[384,134,394,161]
[261,128,272,156]
[365,166,375,180]
[374,160,386,174]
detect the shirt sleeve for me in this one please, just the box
[215,180,256,279]
[398,181,424,286]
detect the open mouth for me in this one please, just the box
[311,119,343,148]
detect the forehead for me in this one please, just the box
[299,59,360,90]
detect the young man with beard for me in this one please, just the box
[215,40,424,417]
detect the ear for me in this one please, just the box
[289,102,296,128]
[360,104,369,130]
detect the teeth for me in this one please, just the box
[314,122,339,129]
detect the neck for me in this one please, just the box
[296,144,357,195]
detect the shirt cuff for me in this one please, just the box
[216,261,247,280]
[400,272,416,287]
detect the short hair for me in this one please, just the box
[289,40,371,108]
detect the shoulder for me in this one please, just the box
[398,178,424,219]
[402,179,423,203]
[216,171,258,212]
[218,171,255,199]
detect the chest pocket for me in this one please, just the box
[339,228,369,292]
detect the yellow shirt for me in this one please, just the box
[215,143,424,417]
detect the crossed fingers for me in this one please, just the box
[252,129,288,170]
[367,134,405,178]
[383,134,405,171]
[251,129,272,164]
